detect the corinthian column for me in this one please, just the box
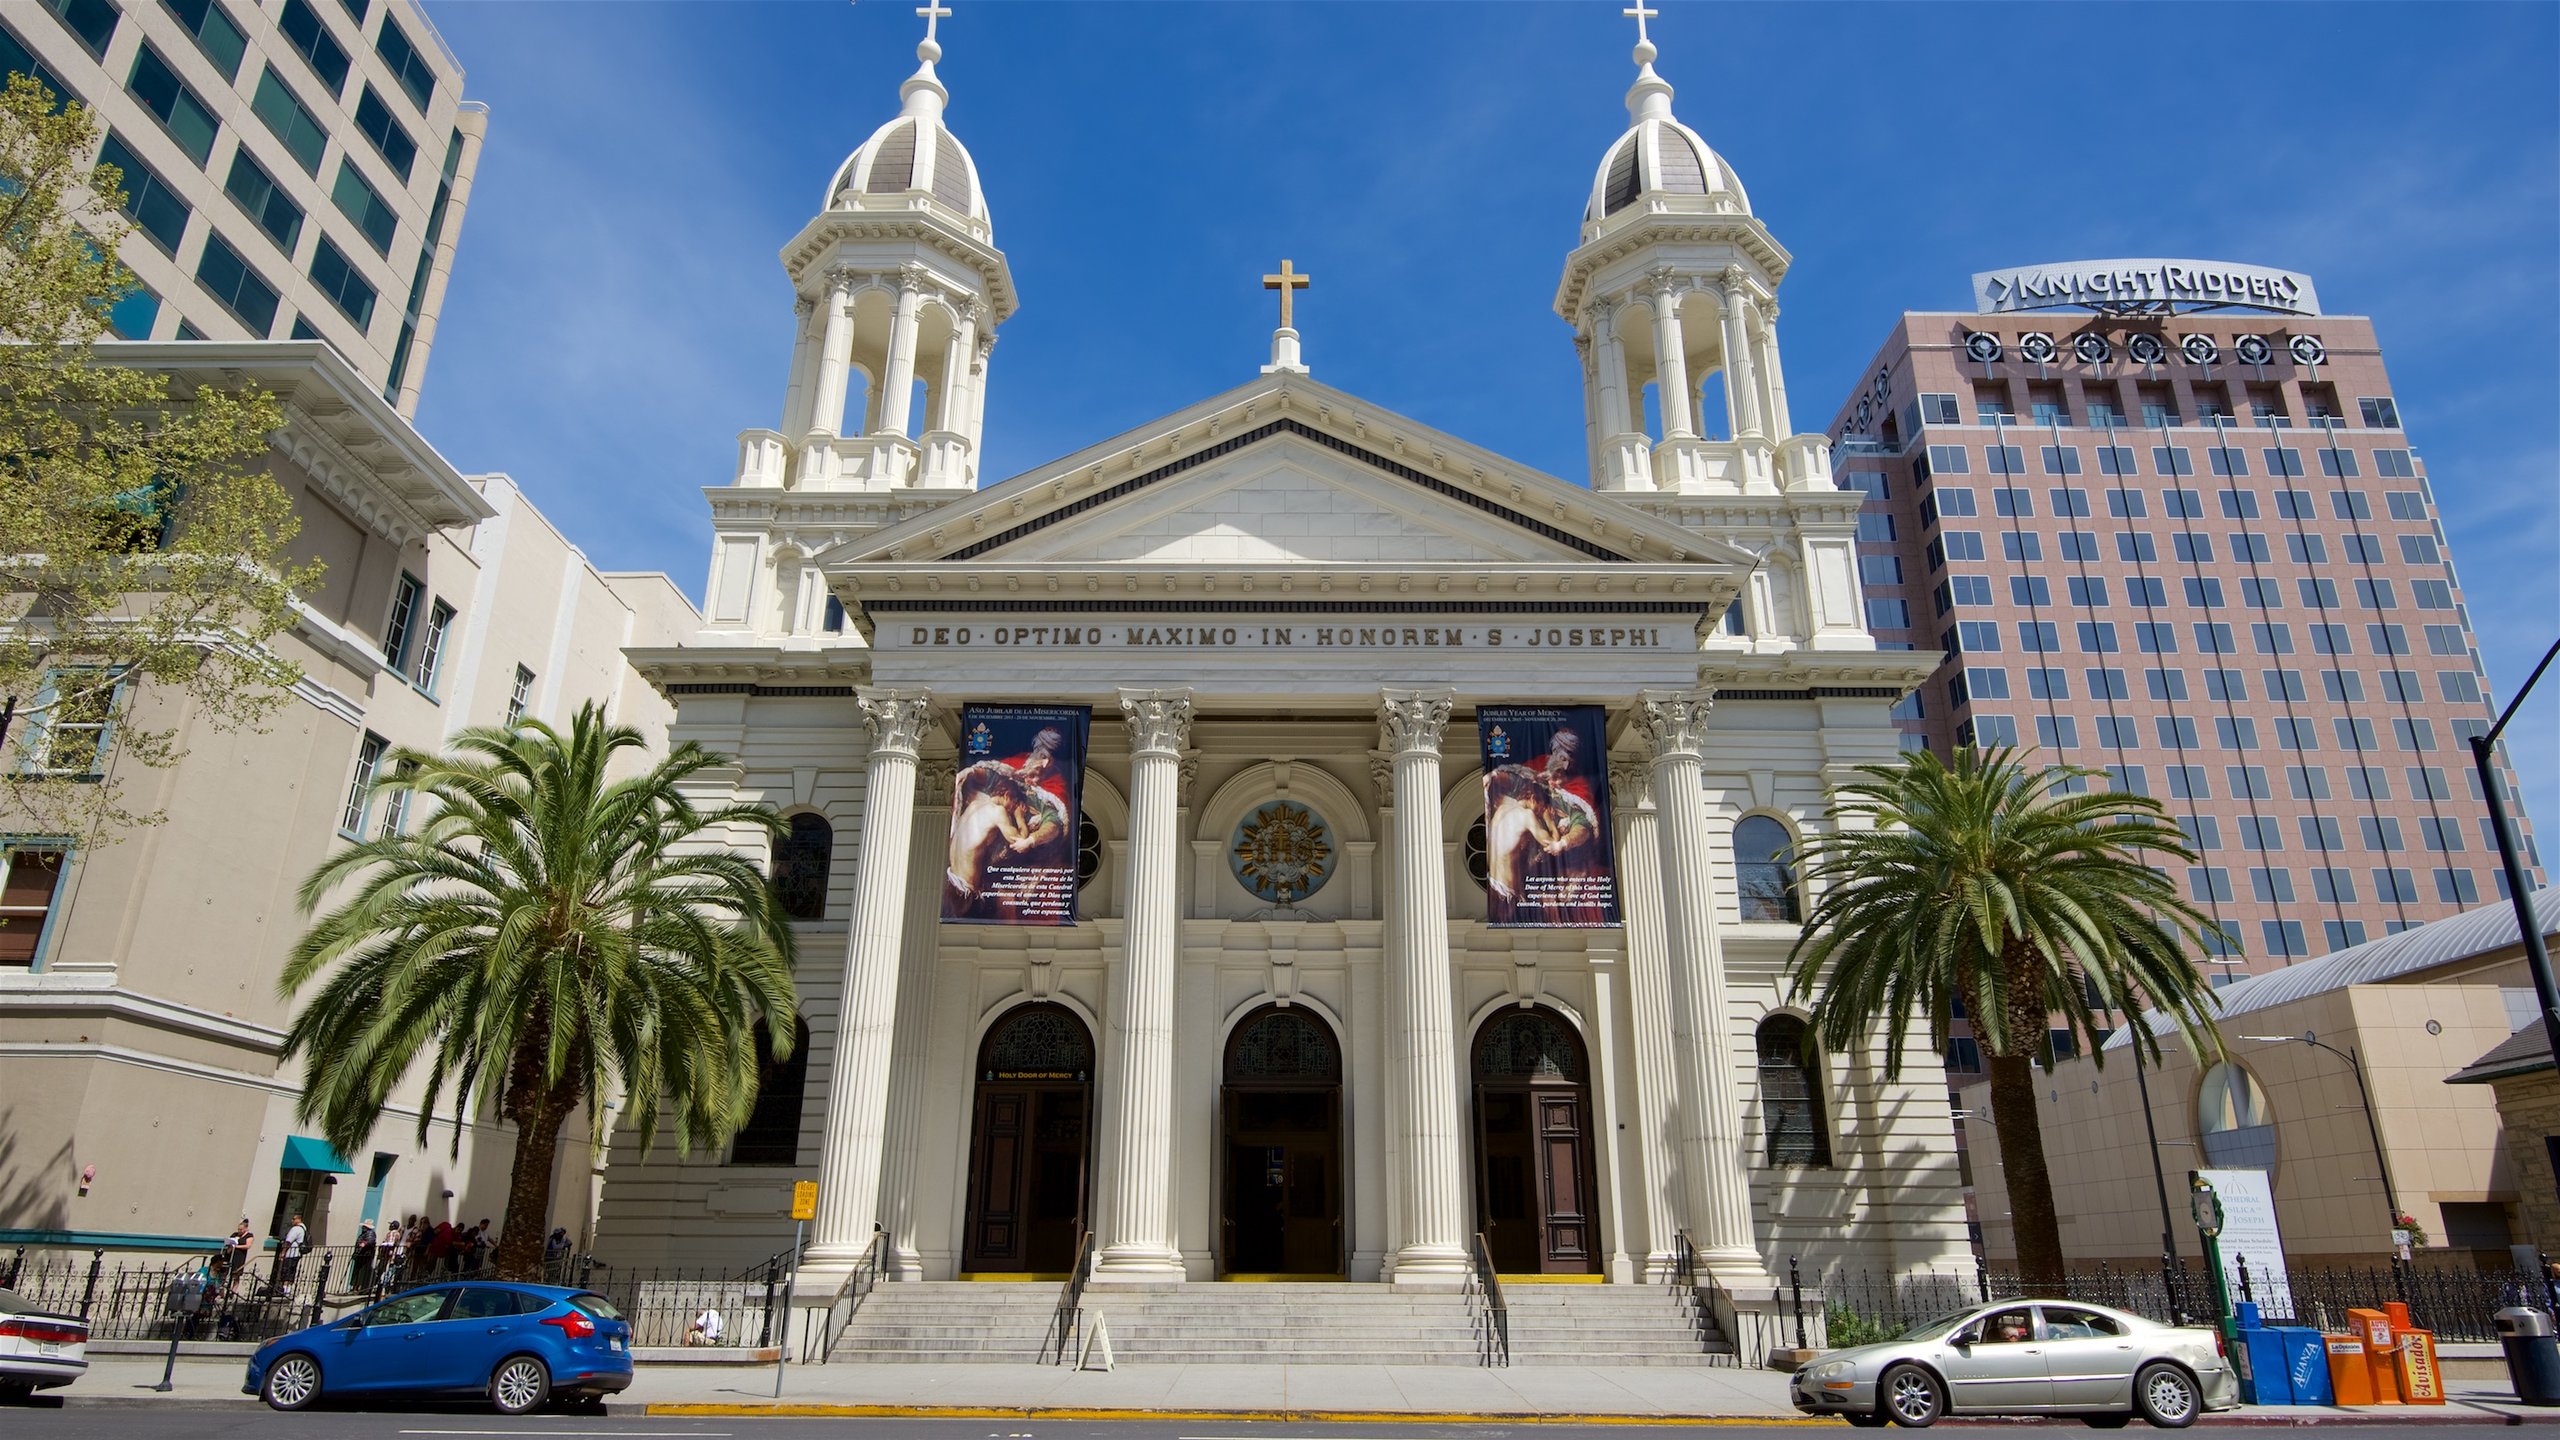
[808,687,935,1266]
[808,270,856,440]
[1608,758,1680,1278]
[1090,688,1193,1281]
[1633,688,1762,1279]
[1717,271,1766,441]
[1378,688,1469,1284]
[875,271,927,438]
[1647,278,1696,441]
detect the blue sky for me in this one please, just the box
[412,0,2560,831]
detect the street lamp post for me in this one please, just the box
[2471,637,2559,1142]
[2106,1003,2190,1322]
[2243,1030,2406,1296]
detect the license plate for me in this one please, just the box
[36,1342,60,1356]
[609,1337,625,1352]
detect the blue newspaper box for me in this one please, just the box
[2238,1326,2295,1404]
[2278,1327,2335,1406]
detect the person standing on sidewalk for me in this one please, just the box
[349,1219,377,1292]
[222,1221,254,1295]
[273,1215,306,1294]
[379,1221,406,1291]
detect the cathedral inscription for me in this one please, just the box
[891,620,1677,651]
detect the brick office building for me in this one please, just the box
[1825,261,2545,1021]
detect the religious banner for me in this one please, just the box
[1476,705,1620,928]
[942,704,1091,926]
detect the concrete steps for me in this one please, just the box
[827,1279,1728,1366]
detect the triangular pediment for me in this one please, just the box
[828,372,1758,575]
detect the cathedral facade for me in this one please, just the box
[592,16,1969,1304]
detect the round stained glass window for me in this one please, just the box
[1229,800,1335,903]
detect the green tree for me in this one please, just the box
[2,72,311,841]
[280,705,799,1280]
[1781,747,2225,1291]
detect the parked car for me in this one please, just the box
[0,1288,89,1400]
[244,1281,632,1414]
[1792,1299,2236,1428]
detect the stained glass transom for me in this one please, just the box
[1474,1011,1583,1081]
[982,1007,1092,1078]
[1227,1009,1340,1082]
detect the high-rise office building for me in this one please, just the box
[1827,260,2545,991]
[5,0,482,414]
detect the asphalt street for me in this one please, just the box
[0,1408,2554,1440]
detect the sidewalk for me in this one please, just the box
[56,1355,2560,1424]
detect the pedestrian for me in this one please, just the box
[350,1218,377,1292]
[429,1220,455,1275]
[378,1221,404,1292]
[223,1220,254,1295]
[465,1219,493,1275]
[274,1214,307,1293]
[543,1227,571,1283]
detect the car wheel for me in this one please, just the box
[490,1355,551,1416]
[2133,1363,2200,1429]
[1880,1364,1944,1428]
[261,1353,322,1411]
[2083,1416,2132,1429]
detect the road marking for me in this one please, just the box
[397,1432,732,1437]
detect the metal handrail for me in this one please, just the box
[803,1224,886,1365]
[1050,1226,1093,1365]
[1468,1232,1509,1367]
[1672,1228,1699,1290]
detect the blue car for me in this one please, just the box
[244,1281,633,1414]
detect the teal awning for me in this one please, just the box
[280,1136,353,1173]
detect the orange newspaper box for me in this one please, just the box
[2325,1334,2374,1405]
[2396,1329,2445,1404]
[2348,1308,2404,1404]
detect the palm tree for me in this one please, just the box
[280,703,798,1281]
[1781,746,2225,1291]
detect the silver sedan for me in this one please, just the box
[1790,1299,2237,1428]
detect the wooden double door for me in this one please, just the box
[1219,1006,1344,1277]
[1473,1008,1599,1275]
[961,1005,1093,1276]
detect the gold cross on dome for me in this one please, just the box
[916,0,951,44]
[1262,259,1311,331]
[1623,0,1657,46]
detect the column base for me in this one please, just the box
[1385,1244,1472,1289]
[887,1242,926,1281]
[1088,1245,1185,1284]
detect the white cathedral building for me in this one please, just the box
[594,11,1969,1319]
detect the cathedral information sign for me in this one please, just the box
[1477,705,1620,928]
[943,704,1092,926]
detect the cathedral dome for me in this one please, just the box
[823,37,990,225]
[1582,44,1748,224]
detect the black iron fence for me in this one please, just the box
[1810,1259,2560,1349]
[0,1244,792,1351]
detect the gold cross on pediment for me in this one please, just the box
[1262,259,1311,331]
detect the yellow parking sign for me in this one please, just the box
[791,1180,818,1221]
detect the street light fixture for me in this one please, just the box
[2241,1030,2407,1286]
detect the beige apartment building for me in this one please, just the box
[1967,885,2560,1271]
[0,343,691,1260]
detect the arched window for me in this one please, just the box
[1076,815,1103,892]
[1756,1014,1831,1167]
[772,813,832,921]
[1463,818,1490,892]
[729,1017,811,1165]
[1734,815,1801,924]
[2198,1063,2276,1170]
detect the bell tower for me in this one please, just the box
[736,2,1017,497]
[1555,7,1825,500]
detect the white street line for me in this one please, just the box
[396,1431,732,1438]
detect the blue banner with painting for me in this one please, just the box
[943,703,1091,926]
[1476,704,1620,928]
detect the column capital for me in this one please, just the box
[822,264,860,294]
[1119,688,1195,756]
[915,757,957,807]
[1367,748,1395,798]
[1377,688,1456,756]
[1608,758,1657,809]
[1634,688,1717,760]
[856,687,936,759]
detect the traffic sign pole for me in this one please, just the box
[777,1180,815,1399]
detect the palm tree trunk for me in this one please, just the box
[1987,1051,2068,1292]
[491,1085,577,1281]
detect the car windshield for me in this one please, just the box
[1900,1307,1984,1341]
[569,1292,623,1320]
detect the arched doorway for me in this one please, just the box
[1472,1008,1599,1275]
[961,1004,1093,1276]
[1219,1006,1344,1277]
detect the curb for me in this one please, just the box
[641,1402,2560,1426]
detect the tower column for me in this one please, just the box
[966,334,994,450]
[781,296,821,436]
[1646,280,1695,441]
[1593,301,1635,438]
[1592,298,1652,491]
[1754,301,1794,439]
[808,271,856,440]
[1378,688,1470,1285]
[875,271,927,438]
[1090,688,1193,1281]
[808,687,936,1266]
[941,305,979,436]
[1717,273,1766,441]
[1634,688,1763,1280]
